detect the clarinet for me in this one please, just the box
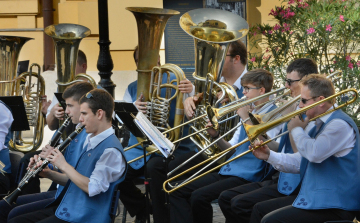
[3,125,85,206]
[27,116,71,174]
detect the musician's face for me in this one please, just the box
[65,97,81,124]
[299,85,318,119]
[242,83,262,99]
[285,71,301,97]
[79,102,101,136]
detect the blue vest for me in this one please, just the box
[236,87,244,99]
[276,123,302,195]
[55,134,127,223]
[0,100,12,173]
[125,73,196,169]
[218,104,277,182]
[54,128,87,199]
[293,110,360,210]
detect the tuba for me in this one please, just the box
[0,36,46,153]
[126,7,187,154]
[44,24,96,92]
[44,24,96,138]
[179,8,248,158]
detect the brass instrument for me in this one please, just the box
[0,36,46,153]
[179,8,248,158]
[125,7,191,159]
[44,24,94,92]
[163,88,358,193]
[45,24,95,138]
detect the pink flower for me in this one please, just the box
[333,61,337,64]
[288,0,295,4]
[290,31,294,34]
[346,55,351,61]
[253,31,257,35]
[250,57,256,62]
[326,24,332,32]
[307,27,315,34]
[274,24,281,31]
[339,15,345,22]
[283,23,291,31]
[268,30,273,34]
[266,48,270,53]
[357,61,360,67]
[348,62,354,69]
[269,9,278,16]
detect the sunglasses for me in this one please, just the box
[300,96,319,104]
[284,78,301,86]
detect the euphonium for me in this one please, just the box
[0,36,46,153]
[179,8,249,158]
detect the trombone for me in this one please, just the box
[163,88,358,193]
[127,87,289,163]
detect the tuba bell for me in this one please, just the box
[0,36,46,153]
[179,8,249,158]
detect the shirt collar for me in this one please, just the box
[220,68,248,91]
[315,103,338,126]
[83,127,114,151]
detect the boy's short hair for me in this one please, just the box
[77,49,87,66]
[301,74,335,104]
[79,89,114,122]
[241,69,274,93]
[63,82,94,102]
[286,58,318,78]
[228,40,247,66]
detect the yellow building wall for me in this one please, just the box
[0,0,282,72]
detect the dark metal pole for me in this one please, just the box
[42,0,54,71]
[97,0,115,97]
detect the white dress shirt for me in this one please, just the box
[228,101,282,146]
[84,127,126,197]
[267,107,356,174]
[219,68,247,92]
[0,103,13,151]
[46,95,59,117]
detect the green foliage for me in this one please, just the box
[248,0,360,125]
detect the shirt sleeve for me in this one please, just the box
[266,150,302,174]
[123,87,132,103]
[0,104,13,151]
[46,95,59,117]
[291,119,355,163]
[183,84,195,101]
[88,148,126,197]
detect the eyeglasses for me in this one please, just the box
[284,78,301,86]
[300,96,319,104]
[86,92,101,104]
[243,86,261,93]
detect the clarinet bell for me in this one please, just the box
[3,188,22,206]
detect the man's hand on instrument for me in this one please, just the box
[184,96,198,119]
[51,104,64,120]
[134,93,148,114]
[40,145,55,160]
[41,95,51,116]
[288,115,309,131]
[39,165,52,178]
[217,91,230,104]
[28,154,40,169]
[251,140,270,161]
[178,79,193,93]
[47,148,68,171]
[237,105,251,120]
[205,120,218,138]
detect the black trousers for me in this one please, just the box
[118,165,146,217]
[0,173,10,195]
[170,172,250,223]
[8,206,67,223]
[218,179,285,223]
[147,151,210,223]
[260,204,356,223]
